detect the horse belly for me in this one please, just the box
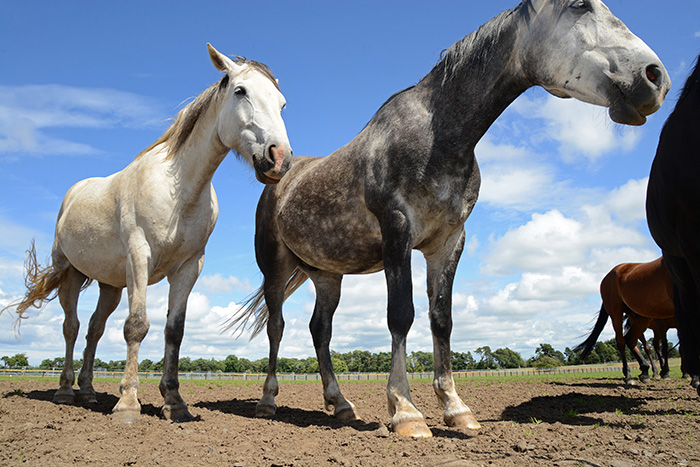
[278,202,384,274]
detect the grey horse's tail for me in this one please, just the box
[573,303,609,359]
[225,267,308,339]
[1,240,91,334]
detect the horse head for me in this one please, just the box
[208,43,292,184]
[516,0,670,125]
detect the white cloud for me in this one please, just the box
[0,84,164,156]
[195,273,252,294]
[510,93,642,163]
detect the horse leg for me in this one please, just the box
[53,265,88,404]
[76,283,123,403]
[609,310,633,384]
[654,329,671,379]
[665,253,700,393]
[159,255,203,422]
[256,251,298,418]
[638,334,659,379]
[424,230,480,431]
[112,241,150,424]
[382,209,431,438]
[307,270,358,420]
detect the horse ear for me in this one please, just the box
[207,43,243,76]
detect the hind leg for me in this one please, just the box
[425,230,480,431]
[640,335,659,379]
[306,270,358,420]
[625,319,652,383]
[256,247,299,418]
[53,265,89,404]
[77,283,123,403]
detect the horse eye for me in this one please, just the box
[570,0,588,9]
[234,87,247,97]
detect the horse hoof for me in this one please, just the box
[162,406,194,423]
[112,410,140,425]
[76,393,98,404]
[625,379,637,386]
[692,380,700,389]
[392,420,433,438]
[445,412,482,430]
[52,393,75,405]
[255,403,277,418]
[639,376,651,384]
[661,374,671,380]
[335,406,360,421]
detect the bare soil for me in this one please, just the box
[0,374,698,466]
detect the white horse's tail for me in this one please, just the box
[2,241,91,333]
[225,267,308,339]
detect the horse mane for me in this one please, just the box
[134,57,279,162]
[678,54,700,103]
[434,5,521,86]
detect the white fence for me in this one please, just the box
[0,363,638,381]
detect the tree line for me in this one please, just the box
[2,338,679,373]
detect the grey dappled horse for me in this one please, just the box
[234,0,670,437]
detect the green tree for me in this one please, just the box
[451,351,475,371]
[492,347,524,368]
[475,346,497,369]
[407,351,433,372]
[139,359,155,371]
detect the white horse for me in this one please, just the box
[6,44,293,424]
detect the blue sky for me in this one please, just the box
[1,1,699,366]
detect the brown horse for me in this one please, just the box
[575,258,674,384]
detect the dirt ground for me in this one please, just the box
[0,374,699,467]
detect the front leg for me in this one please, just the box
[159,254,204,422]
[382,208,431,438]
[424,229,480,431]
[112,238,151,424]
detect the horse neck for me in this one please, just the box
[166,103,228,206]
[420,9,530,149]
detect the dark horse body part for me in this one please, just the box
[234,0,670,437]
[575,258,675,384]
[626,316,678,381]
[647,54,700,394]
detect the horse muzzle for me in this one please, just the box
[608,63,671,126]
[255,143,292,184]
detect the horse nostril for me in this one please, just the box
[645,65,662,86]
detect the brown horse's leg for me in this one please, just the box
[77,283,123,403]
[54,266,89,404]
[307,270,358,420]
[625,316,653,382]
[425,229,479,431]
[639,334,659,379]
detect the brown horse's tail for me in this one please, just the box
[224,267,308,339]
[573,303,610,360]
[1,241,90,334]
